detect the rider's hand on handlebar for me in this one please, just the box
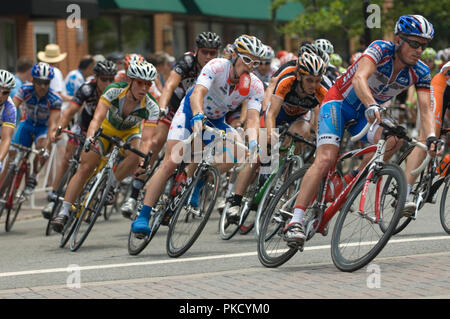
[365,104,382,124]
[426,136,444,158]
[190,113,205,135]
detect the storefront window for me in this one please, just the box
[88,16,119,55]
[120,15,152,55]
[173,20,187,58]
[0,19,16,71]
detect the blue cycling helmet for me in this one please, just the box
[31,62,55,80]
[395,15,434,40]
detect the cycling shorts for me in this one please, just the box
[12,120,48,147]
[98,119,141,156]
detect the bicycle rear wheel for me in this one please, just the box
[5,171,26,232]
[166,165,220,258]
[331,163,406,272]
[0,168,15,221]
[218,201,241,240]
[69,174,109,251]
[440,177,450,234]
[257,166,308,268]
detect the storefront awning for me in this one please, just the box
[98,0,188,14]
[4,0,99,19]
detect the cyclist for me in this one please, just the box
[50,60,160,232]
[120,31,221,217]
[421,47,437,76]
[403,61,449,211]
[0,70,17,174]
[284,14,439,243]
[226,51,328,219]
[41,60,118,218]
[253,45,277,88]
[130,34,266,237]
[7,63,62,196]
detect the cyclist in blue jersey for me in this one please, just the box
[284,15,440,243]
[8,62,62,196]
[0,70,17,174]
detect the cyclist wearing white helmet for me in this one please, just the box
[51,60,160,232]
[131,34,266,237]
[253,44,277,88]
[314,39,334,55]
[4,62,62,196]
[0,70,17,174]
[284,14,439,243]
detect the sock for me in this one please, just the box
[138,205,152,219]
[407,184,412,199]
[59,201,72,217]
[290,206,306,225]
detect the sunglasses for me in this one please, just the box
[33,79,51,86]
[399,35,428,50]
[238,54,261,68]
[0,90,10,96]
[134,79,152,88]
[99,76,115,83]
[199,48,219,57]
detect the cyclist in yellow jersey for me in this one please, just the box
[51,60,160,232]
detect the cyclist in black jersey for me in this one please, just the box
[120,31,222,216]
[42,60,118,218]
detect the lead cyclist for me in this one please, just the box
[284,14,440,243]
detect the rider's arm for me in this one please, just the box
[261,77,277,113]
[352,56,378,108]
[12,96,22,109]
[265,95,283,144]
[46,110,60,149]
[416,89,437,138]
[57,101,80,130]
[158,70,182,112]
[139,124,155,156]
[0,126,14,162]
[239,100,248,127]
[246,108,260,143]
[189,84,207,116]
[86,99,109,139]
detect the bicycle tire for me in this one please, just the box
[0,168,15,221]
[218,201,241,240]
[257,166,309,268]
[166,165,220,258]
[331,163,406,272]
[5,171,26,232]
[439,177,450,234]
[69,173,109,251]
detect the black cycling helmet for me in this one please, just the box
[195,32,221,49]
[93,60,118,76]
[106,51,124,62]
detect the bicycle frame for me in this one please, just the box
[4,150,31,209]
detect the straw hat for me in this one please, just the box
[37,44,67,64]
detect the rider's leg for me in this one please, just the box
[148,121,169,168]
[48,141,77,197]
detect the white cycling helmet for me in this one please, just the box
[297,52,327,76]
[314,39,334,55]
[127,60,157,82]
[0,70,16,89]
[263,45,275,61]
[233,35,266,58]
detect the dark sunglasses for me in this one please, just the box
[134,79,152,87]
[199,48,219,56]
[99,76,115,83]
[33,78,50,86]
[0,90,11,96]
[261,61,271,65]
[399,35,428,50]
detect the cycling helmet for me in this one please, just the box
[297,52,326,76]
[395,15,434,40]
[421,47,436,60]
[93,60,118,76]
[330,53,343,67]
[196,32,221,49]
[0,70,16,89]
[233,35,266,58]
[107,51,124,61]
[299,43,329,66]
[127,60,157,82]
[31,62,54,80]
[124,53,144,70]
[314,39,334,55]
[262,45,275,61]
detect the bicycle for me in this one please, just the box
[390,128,449,235]
[219,123,316,240]
[44,127,86,236]
[0,143,47,232]
[257,113,428,272]
[66,127,150,252]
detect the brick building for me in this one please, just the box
[1,0,98,76]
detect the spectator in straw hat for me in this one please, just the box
[37,44,71,103]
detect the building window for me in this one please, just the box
[33,21,56,60]
[88,15,120,55]
[0,19,16,71]
[120,15,152,55]
[173,20,187,58]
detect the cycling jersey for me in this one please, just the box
[272,60,333,90]
[14,84,62,126]
[0,97,17,136]
[431,61,450,129]
[72,79,100,131]
[99,82,159,130]
[65,69,85,97]
[168,58,264,143]
[317,40,432,147]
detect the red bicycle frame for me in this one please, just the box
[5,160,29,210]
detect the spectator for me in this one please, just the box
[10,57,33,99]
[146,51,172,91]
[37,44,71,103]
[64,55,95,97]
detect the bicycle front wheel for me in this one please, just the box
[331,163,406,272]
[69,174,109,251]
[0,168,15,221]
[166,165,220,258]
[257,166,309,268]
[440,177,450,234]
[5,171,26,232]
